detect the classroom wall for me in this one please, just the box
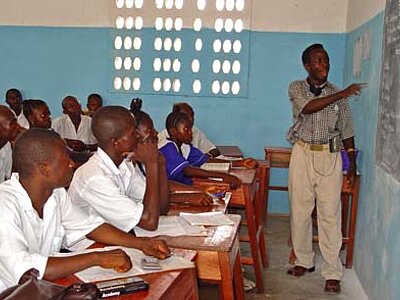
[0,0,347,215]
[343,0,400,299]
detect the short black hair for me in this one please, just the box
[165,111,190,135]
[5,88,22,100]
[22,99,48,119]
[91,106,135,145]
[62,95,78,109]
[13,129,62,177]
[87,93,103,105]
[302,44,325,65]
[172,102,194,115]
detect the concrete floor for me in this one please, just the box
[199,214,368,300]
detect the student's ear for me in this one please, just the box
[38,163,50,177]
[304,63,311,73]
[111,137,120,149]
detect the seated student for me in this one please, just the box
[22,99,92,167]
[159,111,246,189]
[83,93,103,117]
[132,102,218,206]
[0,129,169,292]
[22,99,52,129]
[0,105,24,183]
[158,102,220,158]
[52,95,97,152]
[5,88,29,128]
[68,106,169,232]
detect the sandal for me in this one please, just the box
[287,265,315,277]
[324,280,341,293]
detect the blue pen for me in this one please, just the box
[213,192,226,198]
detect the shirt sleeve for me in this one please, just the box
[192,127,216,153]
[58,189,105,248]
[159,143,190,181]
[83,117,98,144]
[289,81,310,119]
[187,145,209,167]
[71,176,144,232]
[0,199,48,288]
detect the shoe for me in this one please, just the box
[324,280,341,293]
[287,265,315,277]
[243,277,256,292]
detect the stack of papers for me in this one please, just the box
[180,212,234,226]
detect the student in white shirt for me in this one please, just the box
[52,95,97,152]
[158,102,221,157]
[0,129,169,291]
[5,88,29,128]
[0,105,23,183]
[68,106,169,232]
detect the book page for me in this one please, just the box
[180,211,234,226]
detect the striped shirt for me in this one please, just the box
[288,79,354,144]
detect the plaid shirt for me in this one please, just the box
[288,79,354,144]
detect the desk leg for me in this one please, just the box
[218,238,244,300]
[346,179,360,268]
[244,187,265,293]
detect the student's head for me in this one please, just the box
[62,96,82,118]
[5,88,23,115]
[166,111,193,144]
[13,129,74,187]
[0,105,23,143]
[172,102,194,126]
[87,93,103,115]
[22,99,52,129]
[92,106,138,154]
[302,44,330,83]
[131,103,158,142]
[130,97,143,113]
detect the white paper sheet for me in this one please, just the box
[134,215,208,237]
[179,211,234,226]
[66,246,195,283]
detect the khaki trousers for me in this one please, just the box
[288,142,343,280]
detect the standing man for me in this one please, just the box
[286,43,364,293]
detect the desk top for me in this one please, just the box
[217,145,243,158]
[168,198,228,216]
[161,214,241,252]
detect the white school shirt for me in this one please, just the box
[52,114,97,145]
[0,143,12,184]
[0,174,104,291]
[158,126,215,154]
[17,113,29,129]
[68,148,146,233]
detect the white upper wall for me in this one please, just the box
[0,0,385,33]
[252,0,348,33]
[346,0,386,31]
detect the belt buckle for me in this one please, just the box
[310,144,323,151]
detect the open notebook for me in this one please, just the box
[200,162,230,173]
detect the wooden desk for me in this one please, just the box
[264,146,360,268]
[168,195,229,216]
[216,145,244,158]
[162,214,245,300]
[192,170,267,293]
[54,255,198,299]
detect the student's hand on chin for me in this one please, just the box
[98,249,132,273]
[243,158,258,169]
[142,239,170,259]
[135,141,159,164]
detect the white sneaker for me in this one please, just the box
[243,277,256,292]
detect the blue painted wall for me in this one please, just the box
[0,25,346,213]
[343,12,400,300]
